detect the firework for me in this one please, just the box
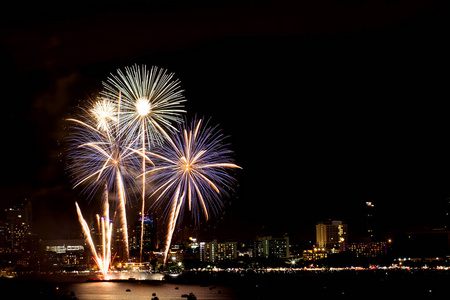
[66,96,147,263]
[102,64,186,146]
[102,65,186,262]
[67,65,240,270]
[145,118,241,263]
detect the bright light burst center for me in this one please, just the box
[180,156,192,172]
[91,99,117,131]
[136,97,151,116]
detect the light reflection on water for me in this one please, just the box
[61,281,238,300]
[103,271,165,281]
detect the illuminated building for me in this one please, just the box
[187,237,199,251]
[217,241,237,261]
[302,246,328,262]
[200,239,238,263]
[0,220,9,253]
[347,241,390,258]
[5,199,33,252]
[365,202,376,240]
[41,239,87,269]
[114,226,126,263]
[316,221,347,253]
[254,236,290,259]
[0,199,40,272]
[130,212,158,261]
[200,239,217,263]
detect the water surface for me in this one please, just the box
[61,281,237,300]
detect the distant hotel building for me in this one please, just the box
[199,240,237,263]
[254,236,290,259]
[316,220,347,253]
[303,221,347,262]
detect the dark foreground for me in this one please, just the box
[1,269,449,299]
[167,269,450,298]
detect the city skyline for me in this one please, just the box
[1,1,449,243]
[2,198,450,273]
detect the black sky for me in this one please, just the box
[0,0,449,241]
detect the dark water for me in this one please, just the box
[2,270,450,299]
[0,279,236,299]
[63,281,236,300]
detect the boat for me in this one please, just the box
[181,292,197,300]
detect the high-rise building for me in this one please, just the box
[114,225,126,263]
[365,202,376,240]
[6,199,33,252]
[199,239,238,263]
[1,199,39,272]
[316,220,347,253]
[127,212,158,263]
[254,236,290,259]
[131,212,158,257]
[217,241,237,262]
[200,239,217,263]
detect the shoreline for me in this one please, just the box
[4,266,450,282]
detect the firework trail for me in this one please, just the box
[75,185,113,276]
[144,118,241,263]
[67,97,146,263]
[102,65,186,262]
[98,187,112,275]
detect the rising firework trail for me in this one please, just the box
[75,188,112,277]
[66,97,147,263]
[144,118,241,263]
[102,65,186,262]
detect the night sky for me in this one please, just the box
[1,0,449,242]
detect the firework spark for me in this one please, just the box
[145,118,241,263]
[102,65,186,262]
